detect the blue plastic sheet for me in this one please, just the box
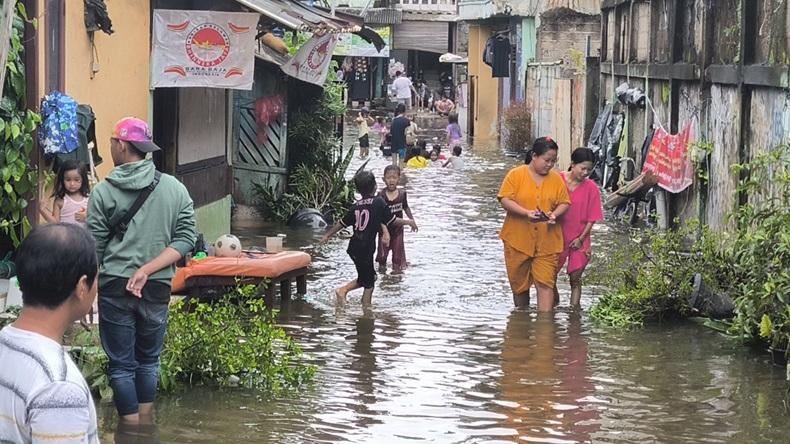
[39,91,79,155]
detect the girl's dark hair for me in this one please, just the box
[525,136,559,165]
[416,139,427,150]
[354,170,377,197]
[448,112,458,124]
[53,159,90,199]
[383,164,401,176]
[432,145,442,154]
[453,146,462,156]
[570,147,595,165]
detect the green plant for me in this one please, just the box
[588,221,732,328]
[0,305,20,328]
[254,144,361,222]
[160,284,316,392]
[68,328,112,400]
[1,2,41,245]
[502,102,532,151]
[728,144,790,355]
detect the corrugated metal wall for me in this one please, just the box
[393,21,449,54]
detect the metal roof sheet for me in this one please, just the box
[235,0,362,33]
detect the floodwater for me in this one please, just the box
[100,139,789,443]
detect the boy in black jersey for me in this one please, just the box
[321,170,416,305]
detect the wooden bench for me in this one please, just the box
[183,267,309,306]
[171,251,312,306]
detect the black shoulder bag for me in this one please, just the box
[109,171,162,241]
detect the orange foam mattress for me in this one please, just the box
[172,251,311,293]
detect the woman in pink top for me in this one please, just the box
[556,148,603,309]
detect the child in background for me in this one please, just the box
[321,171,416,305]
[429,150,443,167]
[445,112,463,149]
[382,132,393,157]
[432,145,447,160]
[377,165,417,272]
[40,159,90,227]
[374,116,389,155]
[356,107,374,158]
[443,145,465,169]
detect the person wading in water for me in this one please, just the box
[497,137,570,312]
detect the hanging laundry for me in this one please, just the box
[642,124,694,193]
[483,37,494,67]
[492,35,511,78]
[39,91,80,156]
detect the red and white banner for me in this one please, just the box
[642,124,695,193]
[281,33,338,86]
[151,10,258,90]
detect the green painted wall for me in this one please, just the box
[522,17,536,63]
[195,195,232,243]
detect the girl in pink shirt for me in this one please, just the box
[39,159,90,227]
[556,148,603,309]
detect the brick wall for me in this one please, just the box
[536,8,601,67]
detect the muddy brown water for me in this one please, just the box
[99,142,789,443]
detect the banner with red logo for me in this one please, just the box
[151,9,258,90]
[642,124,694,193]
[281,33,338,86]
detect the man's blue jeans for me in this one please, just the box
[98,279,170,416]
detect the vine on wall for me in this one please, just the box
[0,1,40,245]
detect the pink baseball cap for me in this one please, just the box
[112,117,161,153]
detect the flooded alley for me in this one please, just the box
[99,142,789,443]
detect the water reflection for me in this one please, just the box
[497,311,598,443]
[94,139,790,443]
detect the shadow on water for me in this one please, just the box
[99,140,790,443]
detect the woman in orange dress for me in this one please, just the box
[498,137,571,312]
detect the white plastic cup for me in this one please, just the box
[266,236,283,253]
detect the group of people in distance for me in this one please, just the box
[390,70,455,115]
[357,103,465,170]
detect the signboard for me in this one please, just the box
[151,9,258,90]
[281,33,338,86]
[334,27,390,58]
[642,124,694,193]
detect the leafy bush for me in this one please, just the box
[728,144,790,354]
[59,285,315,400]
[1,2,41,245]
[160,285,315,392]
[69,328,112,400]
[588,221,732,328]
[502,102,532,151]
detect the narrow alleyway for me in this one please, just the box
[100,139,789,443]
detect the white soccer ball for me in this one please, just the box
[214,234,242,258]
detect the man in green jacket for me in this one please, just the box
[87,117,196,424]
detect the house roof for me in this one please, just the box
[234,0,363,33]
[337,7,403,25]
[401,10,457,23]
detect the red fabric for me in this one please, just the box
[642,124,694,193]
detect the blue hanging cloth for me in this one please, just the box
[39,91,79,155]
